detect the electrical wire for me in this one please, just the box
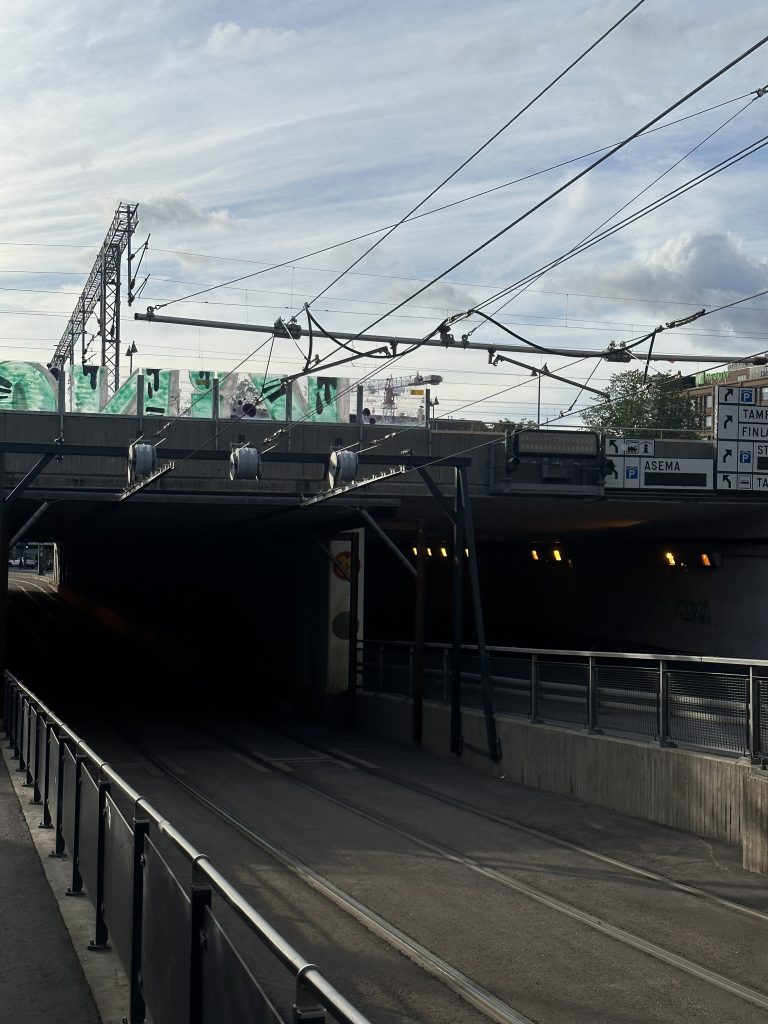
[472,130,768,317]
[333,35,768,345]
[304,0,648,309]
[139,86,764,316]
[473,92,761,329]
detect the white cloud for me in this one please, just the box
[203,22,297,58]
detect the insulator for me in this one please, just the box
[230,446,262,481]
[128,442,156,483]
[329,449,358,489]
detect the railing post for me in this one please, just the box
[39,719,53,829]
[31,710,42,803]
[530,653,539,722]
[408,645,414,698]
[17,696,28,774]
[24,702,34,786]
[378,644,384,692]
[87,781,112,951]
[51,729,66,857]
[748,666,760,760]
[658,660,669,746]
[442,648,449,704]
[189,883,212,1024]
[128,820,149,1024]
[294,965,326,1024]
[66,754,86,896]
[587,657,597,732]
[13,689,22,759]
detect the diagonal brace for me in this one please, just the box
[4,453,55,506]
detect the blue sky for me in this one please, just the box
[1,0,766,423]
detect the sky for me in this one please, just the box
[0,0,766,426]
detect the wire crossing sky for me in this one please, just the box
[1,1,766,426]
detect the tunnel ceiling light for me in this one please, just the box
[426,547,433,557]
[700,553,711,567]
[531,549,539,561]
[412,546,418,556]
[464,548,469,557]
[664,551,676,566]
[440,546,448,558]
[552,549,562,562]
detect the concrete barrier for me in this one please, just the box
[356,690,768,873]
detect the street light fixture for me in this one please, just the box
[125,341,138,375]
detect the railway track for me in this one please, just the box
[10,584,768,1023]
[111,716,768,1023]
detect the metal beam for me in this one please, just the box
[416,467,457,525]
[357,509,416,578]
[458,467,501,761]
[0,441,471,468]
[134,311,751,364]
[10,502,52,547]
[4,453,55,506]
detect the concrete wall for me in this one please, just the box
[356,690,768,872]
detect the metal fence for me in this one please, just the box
[360,640,768,759]
[2,672,371,1024]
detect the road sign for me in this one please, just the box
[604,437,655,457]
[716,385,768,489]
[605,455,712,490]
[640,457,712,489]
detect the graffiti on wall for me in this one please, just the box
[0,362,350,422]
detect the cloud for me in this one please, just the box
[203,22,297,59]
[140,197,237,233]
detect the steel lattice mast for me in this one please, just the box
[51,202,139,393]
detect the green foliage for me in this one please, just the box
[581,370,701,438]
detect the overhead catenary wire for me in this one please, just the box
[471,92,762,331]
[303,0,648,309]
[139,83,764,317]
[470,130,768,316]
[336,35,768,346]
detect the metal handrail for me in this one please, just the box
[4,672,372,1024]
[361,638,768,669]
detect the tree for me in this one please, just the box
[581,370,701,438]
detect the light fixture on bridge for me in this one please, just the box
[127,441,156,483]
[664,551,676,566]
[440,546,448,558]
[328,449,359,489]
[700,553,711,568]
[229,446,262,481]
[531,549,539,561]
[552,548,562,562]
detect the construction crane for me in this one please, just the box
[364,373,442,421]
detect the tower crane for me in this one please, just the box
[364,373,442,421]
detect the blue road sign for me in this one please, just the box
[740,388,755,404]
[626,467,639,480]
[739,450,753,464]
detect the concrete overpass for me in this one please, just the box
[3,410,768,671]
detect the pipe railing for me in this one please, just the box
[3,672,372,1024]
[359,639,768,760]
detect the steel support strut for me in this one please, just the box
[450,477,465,755]
[412,522,427,744]
[457,467,502,761]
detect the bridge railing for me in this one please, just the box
[2,672,371,1024]
[359,640,768,760]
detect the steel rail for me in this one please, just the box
[280,733,768,927]
[208,731,768,1012]
[3,674,372,1024]
[127,731,534,1024]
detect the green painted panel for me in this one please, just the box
[0,361,58,411]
